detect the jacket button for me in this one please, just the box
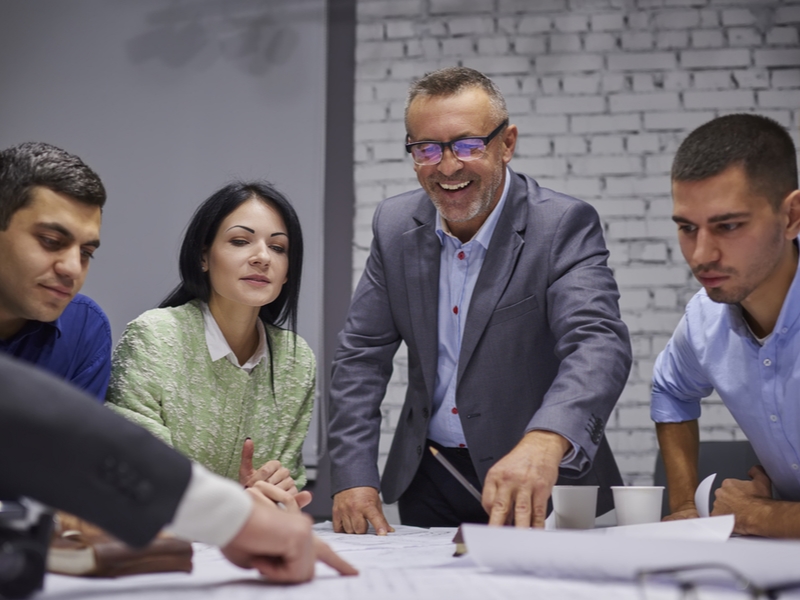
[422,407,429,419]
[416,445,422,456]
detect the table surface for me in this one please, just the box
[37,523,800,600]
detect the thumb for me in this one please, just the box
[239,438,255,484]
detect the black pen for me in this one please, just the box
[429,446,483,503]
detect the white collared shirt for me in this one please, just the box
[200,302,267,373]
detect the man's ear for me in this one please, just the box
[783,189,800,239]
[501,124,518,164]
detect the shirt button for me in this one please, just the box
[457,251,465,260]
[770,414,778,422]
[782,327,788,334]
[763,358,772,366]
[793,464,799,470]
[453,306,458,315]
[451,407,458,414]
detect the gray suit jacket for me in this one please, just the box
[329,170,631,512]
[0,355,191,547]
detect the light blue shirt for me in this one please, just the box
[651,258,800,501]
[428,170,511,448]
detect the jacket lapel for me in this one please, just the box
[403,202,440,402]
[457,172,527,385]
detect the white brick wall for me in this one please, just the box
[353,0,800,488]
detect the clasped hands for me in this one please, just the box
[332,430,570,534]
[665,465,773,535]
[222,438,358,581]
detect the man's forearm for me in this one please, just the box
[655,420,699,512]
[737,499,800,538]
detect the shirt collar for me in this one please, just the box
[435,166,512,249]
[200,302,267,372]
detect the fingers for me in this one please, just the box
[249,482,302,513]
[238,438,255,485]
[332,487,394,535]
[295,490,313,509]
[243,460,287,488]
[749,465,771,486]
[364,505,394,536]
[314,537,358,576]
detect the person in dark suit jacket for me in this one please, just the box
[0,355,354,583]
[329,67,632,533]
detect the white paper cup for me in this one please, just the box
[611,486,664,526]
[551,485,598,530]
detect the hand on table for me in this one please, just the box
[332,486,395,535]
[661,504,700,522]
[239,438,297,492]
[221,484,358,582]
[482,430,569,528]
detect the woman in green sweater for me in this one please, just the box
[107,182,314,494]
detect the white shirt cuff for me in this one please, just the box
[166,463,252,547]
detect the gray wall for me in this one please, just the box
[0,0,330,464]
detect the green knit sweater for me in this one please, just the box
[106,300,315,487]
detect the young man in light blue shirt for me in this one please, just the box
[652,113,800,538]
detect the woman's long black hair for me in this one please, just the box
[160,181,303,336]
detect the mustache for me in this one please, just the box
[692,263,737,276]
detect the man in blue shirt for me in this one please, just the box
[652,114,800,538]
[0,142,111,400]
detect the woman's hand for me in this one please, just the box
[239,438,300,493]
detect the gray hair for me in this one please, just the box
[404,66,508,129]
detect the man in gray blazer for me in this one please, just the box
[328,67,631,532]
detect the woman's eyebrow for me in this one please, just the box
[226,225,255,234]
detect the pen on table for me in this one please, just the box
[429,446,483,503]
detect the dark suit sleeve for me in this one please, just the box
[0,355,191,548]
[328,200,404,495]
[528,198,631,471]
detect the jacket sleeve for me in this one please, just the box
[327,201,403,494]
[0,355,191,548]
[527,199,632,475]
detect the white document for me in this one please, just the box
[586,514,733,541]
[695,472,717,518]
[462,523,800,588]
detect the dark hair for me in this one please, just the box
[0,142,106,230]
[160,181,303,334]
[404,66,508,128]
[672,113,799,209]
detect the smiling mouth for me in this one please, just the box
[40,284,72,299]
[439,181,470,191]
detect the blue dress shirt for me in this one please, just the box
[428,170,511,448]
[651,261,800,501]
[0,293,111,400]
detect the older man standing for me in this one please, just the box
[329,67,631,532]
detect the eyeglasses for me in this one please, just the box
[637,564,800,600]
[405,119,508,166]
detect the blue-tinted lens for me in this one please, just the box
[410,143,443,165]
[451,138,486,160]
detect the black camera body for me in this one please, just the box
[0,499,53,600]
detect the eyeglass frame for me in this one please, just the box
[404,119,509,166]
[636,563,800,600]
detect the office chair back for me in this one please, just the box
[653,439,760,518]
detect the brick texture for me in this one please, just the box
[353,0,800,488]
